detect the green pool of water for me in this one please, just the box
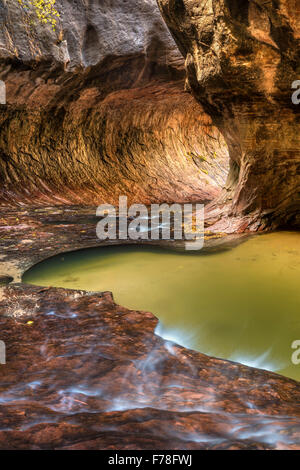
[23,232,300,381]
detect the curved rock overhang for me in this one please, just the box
[157,0,300,231]
[0,0,228,207]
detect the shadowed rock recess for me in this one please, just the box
[158,0,300,231]
[0,0,228,206]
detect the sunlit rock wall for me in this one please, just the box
[0,0,228,206]
[158,0,300,230]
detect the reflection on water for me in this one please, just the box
[23,232,300,381]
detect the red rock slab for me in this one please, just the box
[0,283,299,450]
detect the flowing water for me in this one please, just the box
[23,231,300,381]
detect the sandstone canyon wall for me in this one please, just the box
[0,0,228,206]
[157,0,300,231]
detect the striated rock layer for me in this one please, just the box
[0,0,228,206]
[157,0,300,231]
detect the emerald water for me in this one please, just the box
[23,232,300,381]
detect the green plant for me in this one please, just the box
[185,151,208,163]
[17,0,60,31]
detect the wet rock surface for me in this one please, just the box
[1,282,300,450]
[0,205,244,281]
[0,207,299,450]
